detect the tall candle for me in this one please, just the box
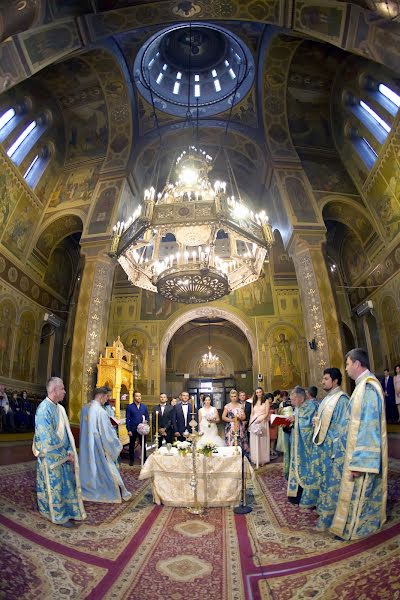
[155,410,159,433]
[191,396,195,413]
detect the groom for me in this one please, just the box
[172,391,198,441]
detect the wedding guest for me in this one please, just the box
[239,390,252,441]
[153,392,174,447]
[395,364,400,421]
[222,389,249,454]
[21,390,34,430]
[276,391,293,477]
[172,391,197,441]
[11,391,26,430]
[0,384,15,432]
[170,397,178,407]
[248,387,270,467]
[380,368,397,422]
[306,385,319,409]
[267,392,278,458]
[126,390,149,466]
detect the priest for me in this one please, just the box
[287,386,319,506]
[330,348,387,540]
[33,377,86,527]
[312,367,349,531]
[79,386,132,503]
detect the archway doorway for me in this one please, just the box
[160,307,257,396]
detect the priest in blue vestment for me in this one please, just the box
[312,367,349,531]
[287,386,319,506]
[33,377,86,528]
[330,348,388,540]
[79,386,132,503]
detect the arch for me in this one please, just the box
[160,307,257,390]
[33,213,84,260]
[321,196,379,243]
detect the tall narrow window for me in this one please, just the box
[359,100,390,133]
[23,155,39,179]
[7,120,36,157]
[378,84,400,108]
[0,108,15,131]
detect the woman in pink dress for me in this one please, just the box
[249,387,270,468]
[222,389,249,455]
[394,364,400,421]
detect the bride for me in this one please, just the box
[198,396,225,447]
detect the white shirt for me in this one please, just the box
[182,403,189,425]
[160,405,165,416]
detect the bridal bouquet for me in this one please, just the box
[137,421,150,435]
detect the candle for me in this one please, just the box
[191,397,195,413]
[234,415,238,431]
[155,410,159,434]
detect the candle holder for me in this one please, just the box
[232,425,241,455]
[184,411,204,515]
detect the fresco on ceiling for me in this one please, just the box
[224,265,274,316]
[0,299,16,376]
[36,215,83,259]
[294,2,346,45]
[0,166,21,229]
[140,290,179,321]
[67,102,108,162]
[381,296,400,368]
[300,157,357,194]
[49,164,101,206]
[323,203,373,244]
[287,42,341,150]
[118,180,136,224]
[13,311,35,381]
[2,192,40,260]
[88,182,122,235]
[18,21,81,71]
[351,12,400,73]
[0,39,26,93]
[271,230,296,278]
[267,328,302,391]
[341,233,369,284]
[284,176,317,223]
[367,150,400,243]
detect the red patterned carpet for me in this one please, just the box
[0,459,399,599]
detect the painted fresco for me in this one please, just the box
[13,311,35,381]
[36,215,83,259]
[140,290,179,321]
[18,21,81,71]
[88,182,122,235]
[120,330,148,389]
[294,1,346,45]
[341,233,369,284]
[44,240,77,300]
[300,157,357,194]
[0,166,21,229]
[0,299,16,376]
[225,265,274,316]
[381,296,400,367]
[268,328,302,390]
[67,102,108,162]
[49,164,101,206]
[0,39,26,93]
[2,191,40,260]
[284,176,317,223]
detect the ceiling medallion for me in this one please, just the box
[111,146,274,304]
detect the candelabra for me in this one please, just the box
[184,411,204,515]
[233,418,241,455]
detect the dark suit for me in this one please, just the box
[153,403,174,446]
[381,375,397,422]
[172,403,198,441]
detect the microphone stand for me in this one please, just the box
[233,444,252,514]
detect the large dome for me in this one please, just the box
[134,23,255,118]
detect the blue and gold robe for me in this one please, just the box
[313,387,350,531]
[287,400,318,506]
[79,400,131,503]
[330,372,387,540]
[33,398,86,525]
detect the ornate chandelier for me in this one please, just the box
[201,347,219,368]
[111,146,274,304]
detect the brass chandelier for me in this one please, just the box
[111,146,274,304]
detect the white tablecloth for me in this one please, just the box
[139,447,253,507]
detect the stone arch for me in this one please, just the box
[160,307,257,390]
[33,212,84,261]
[321,196,379,244]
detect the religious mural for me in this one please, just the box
[225,265,274,316]
[13,311,35,381]
[140,289,179,321]
[49,164,101,206]
[300,157,357,195]
[88,182,122,235]
[120,330,148,390]
[284,176,317,223]
[18,21,81,71]
[0,299,16,377]
[381,296,400,368]
[2,191,40,260]
[0,166,21,229]
[341,232,369,284]
[268,328,301,391]
[294,2,346,45]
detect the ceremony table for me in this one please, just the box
[138,446,253,507]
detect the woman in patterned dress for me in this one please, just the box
[222,389,249,454]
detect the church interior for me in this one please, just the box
[0,0,400,598]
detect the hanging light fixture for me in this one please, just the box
[201,320,220,370]
[111,145,273,304]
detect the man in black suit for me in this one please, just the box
[239,390,252,442]
[380,368,397,422]
[153,393,174,447]
[172,391,197,441]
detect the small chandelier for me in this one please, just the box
[111,146,274,304]
[201,320,219,369]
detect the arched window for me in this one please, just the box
[23,145,52,189]
[0,108,15,132]
[7,120,37,158]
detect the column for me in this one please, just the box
[68,243,115,424]
[288,233,345,388]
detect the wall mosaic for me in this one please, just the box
[266,326,302,390]
[87,180,123,235]
[12,310,36,381]
[2,189,41,261]
[49,163,102,207]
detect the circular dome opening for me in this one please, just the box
[134,23,255,118]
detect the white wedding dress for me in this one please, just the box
[198,407,225,447]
